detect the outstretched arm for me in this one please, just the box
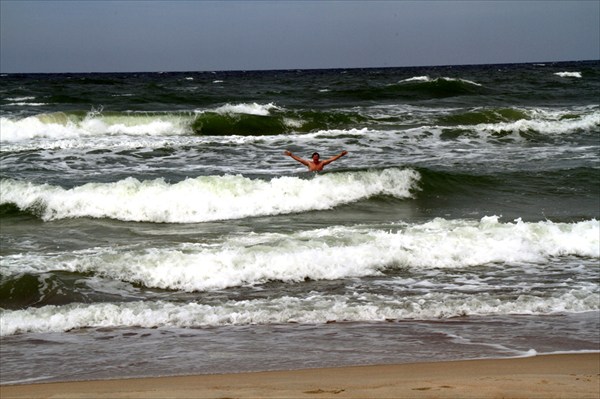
[284,150,310,167]
[321,150,348,166]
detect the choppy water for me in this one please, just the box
[1,61,598,383]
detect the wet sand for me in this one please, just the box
[1,353,598,399]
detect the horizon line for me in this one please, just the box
[1,59,598,76]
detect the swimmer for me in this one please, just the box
[284,150,348,171]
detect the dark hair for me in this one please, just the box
[311,152,320,158]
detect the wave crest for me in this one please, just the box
[1,217,598,334]
[0,168,420,223]
[0,112,193,142]
[554,72,582,78]
[2,217,597,293]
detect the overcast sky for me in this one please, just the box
[1,0,598,73]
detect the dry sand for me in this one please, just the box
[1,353,598,399]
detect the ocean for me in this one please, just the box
[1,61,598,384]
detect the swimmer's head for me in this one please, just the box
[311,152,320,161]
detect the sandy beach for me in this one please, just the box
[1,353,598,399]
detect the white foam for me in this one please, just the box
[283,118,303,128]
[554,72,582,78]
[1,116,80,141]
[302,127,370,139]
[1,375,56,385]
[400,76,430,82]
[513,349,538,358]
[421,108,600,137]
[0,113,193,142]
[6,102,47,107]
[5,96,47,106]
[2,218,598,293]
[0,168,420,223]
[1,217,597,335]
[399,76,482,86]
[475,109,600,135]
[211,102,280,116]
[1,288,597,335]
[6,96,36,101]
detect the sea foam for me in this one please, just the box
[1,217,597,334]
[2,217,598,292]
[0,103,281,142]
[0,114,192,142]
[0,168,420,223]
[475,110,600,135]
[554,72,582,78]
[399,76,482,86]
[211,102,280,116]
[1,284,597,335]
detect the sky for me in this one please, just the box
[1,0,599,73]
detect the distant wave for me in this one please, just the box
[0,168,420,223]
[398,75,482,87]
[212,102,279,115]
[2,96,48,107]
[390,76,485,99]
[554,71,582,78]
[437,107,530,125]
[325,75,488,100]
[0,112,193,141]
[3,102,597,144]
[0,103,371,141]
[470,110,600,136]
[4,102,47,107]
[434,107,600,136]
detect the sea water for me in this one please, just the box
[1,61,598,383]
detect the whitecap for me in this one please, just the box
[1,286,597,335]
[212,102,280,116]
[0,113,193,142]
[0,168,421,223]
[554,72,582,78]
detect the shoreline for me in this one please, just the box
[1,353,598,399]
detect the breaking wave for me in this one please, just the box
[1,217,598,334]
[0,168,420,223]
